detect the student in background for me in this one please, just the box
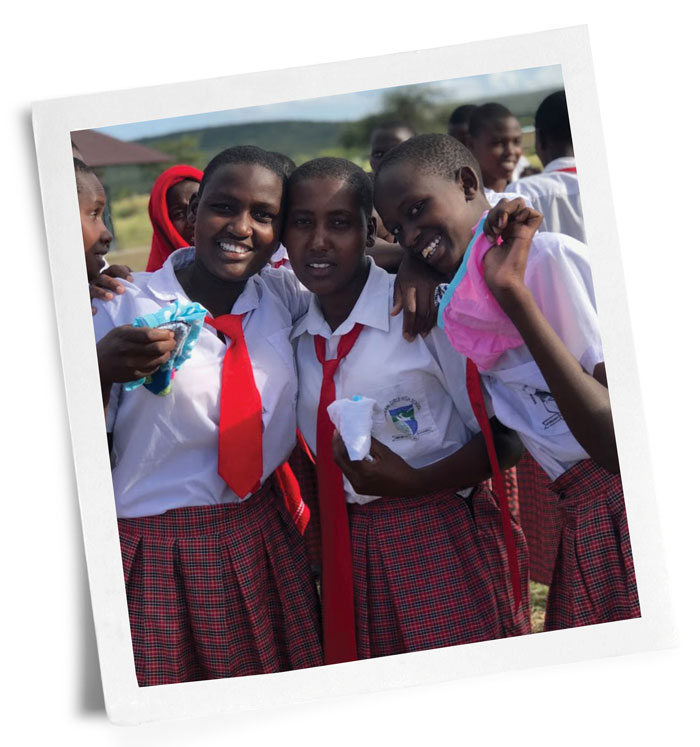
[465,103,523,197]
[74,158,134,311]
[146,164,203,271]
[447,104,476,146]
[368,121,416,172]
[506,90,585,243]
[374,134,639,630]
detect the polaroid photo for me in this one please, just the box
[32,24,676,726]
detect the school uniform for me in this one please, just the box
[506,157,585,243]
[478,232,640,629]
[293,259,530,660]
[93,247,322,686]
[269,243,293,271]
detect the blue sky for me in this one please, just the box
[99,65,562,141]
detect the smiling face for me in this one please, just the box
[468,115,522,188]
[284,176,374,299]
[369,127,414,172]
[76,171,113,281]
[374,161,487,278]
[166,179,199,245]
[190,162,283,283]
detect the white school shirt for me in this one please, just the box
[93,247,309,519]
[293,259,482,505]
[506,157,585,243]
[269,243,293,272]
[479,232,603,481]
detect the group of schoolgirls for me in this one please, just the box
[80,129,638,687]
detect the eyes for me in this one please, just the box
[208,202,276,223]
[290,216,353,230]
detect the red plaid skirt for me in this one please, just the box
[544,459,641,631]
[517,451,562,585]
[118,479,323,687]
[348,484,530,659]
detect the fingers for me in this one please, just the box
[390,281,403,317]
[401,286,417,341]
[102,264,134,282]
[89,284,114,302]
[483,197,529,241]
[414,279,438,338]
[94,273,127,295]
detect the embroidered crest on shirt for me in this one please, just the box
[384,396,434,441]
[524,386,563,429]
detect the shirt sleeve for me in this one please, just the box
[524,234,604,374]
[260,265,311,323]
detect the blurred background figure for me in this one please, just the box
[447,104,477,146]
[368,121,416,172]
[146,165,203,271]
[506,90,584,242]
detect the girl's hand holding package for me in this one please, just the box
[96,325,176,384]
[331,431,419,498]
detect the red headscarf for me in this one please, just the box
[146,164,203,272]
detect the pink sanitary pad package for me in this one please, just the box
[438,212,524,370]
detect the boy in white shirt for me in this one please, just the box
[506,90,585,243]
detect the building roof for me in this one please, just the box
[71,129,174,168]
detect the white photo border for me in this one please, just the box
[32,24,676,726]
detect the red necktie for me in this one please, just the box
[206,314,263,498]
[554,166,577,173]
[465,359,522,612]
[314,323,363,664]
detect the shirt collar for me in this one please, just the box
[544,156,576,173]
[291,258,392,340]
[145,246,262,316]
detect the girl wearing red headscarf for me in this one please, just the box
[146,164,203,272]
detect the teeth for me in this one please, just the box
[220,242,250,254]
[309,263,330,269]
[422,234,441,259]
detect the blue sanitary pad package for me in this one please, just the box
[124,299,208,395]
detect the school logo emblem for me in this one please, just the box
[384,396,433,441]
[525,387,563,429]
[388,403,419,437]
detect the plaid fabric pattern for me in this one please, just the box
[348,484,530,660]
[118,479,323,687]
[544,459,641,630]
[517,451,563,585]
[485,465,521,523]
[287,443,321,576]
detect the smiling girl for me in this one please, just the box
[93,146,322,686]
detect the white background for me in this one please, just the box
[4,1,697,743]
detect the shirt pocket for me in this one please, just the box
[363,372,443,461]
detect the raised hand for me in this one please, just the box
[481,198,543,308]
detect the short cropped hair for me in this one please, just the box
[468,102,516,138]
[448,104,476,126]
[535,90,572,147]
[269,151,297,178]
[199,145,287,195]
[288,157,373,220]
[376,133,484,189]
